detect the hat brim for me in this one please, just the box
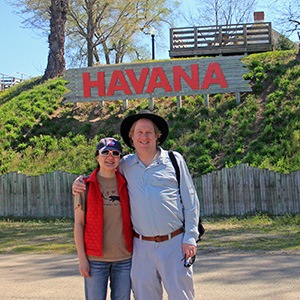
[100,146,122,154]
[120,112,169,148]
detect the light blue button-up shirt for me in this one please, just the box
[119,147,200,246]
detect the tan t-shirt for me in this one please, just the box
[74,173,131,262]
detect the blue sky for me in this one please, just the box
[0,0,295,79]
[1,2,48,78]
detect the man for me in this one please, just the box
[73,110,199,300]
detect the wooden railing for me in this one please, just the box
[0,164,299,218]
[169,22,275,58]
[0,72,32,91]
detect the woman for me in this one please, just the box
[74,137,133,300]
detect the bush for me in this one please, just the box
[81,123,92,135]
[275,34,297,51]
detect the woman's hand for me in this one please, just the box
[79,258,90,278]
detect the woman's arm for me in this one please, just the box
[74,203,90,278]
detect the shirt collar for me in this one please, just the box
[129,147,169,166]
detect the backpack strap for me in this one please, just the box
[168,151,180,190]
[168,151,204,242]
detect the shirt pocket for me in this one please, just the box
[151,172,179,201]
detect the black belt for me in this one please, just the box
[133,227,184,242]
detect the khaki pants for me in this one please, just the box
[130,233,195,300]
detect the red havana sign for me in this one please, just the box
[64,56,251,103]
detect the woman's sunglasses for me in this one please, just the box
[100,150,121,157]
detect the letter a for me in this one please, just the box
[107,70,132,96]
[201,63,228,89]
[146,67,172,93]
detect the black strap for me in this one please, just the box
[168,151,204,241]
[168,151,180,189]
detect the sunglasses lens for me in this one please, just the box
[100,150,121,157]
[184,255,195,267]
[101,150,110,156]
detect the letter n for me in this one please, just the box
[173,64,199,91]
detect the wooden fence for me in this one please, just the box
[0,171,78,218]
[195,164,300,216]
[0,164,299,218]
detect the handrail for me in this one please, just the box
[169,22,274,57]
[0,72,32,91]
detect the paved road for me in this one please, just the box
[0,252,299,299]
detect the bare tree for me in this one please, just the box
[185,0,257,27]
[43,0,68,79]
[271,0,300,60]
[67,0,178,66]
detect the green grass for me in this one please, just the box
[0,214,299,255]
[0,218,75,254]
[200,214,300,254]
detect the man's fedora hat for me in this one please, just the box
[120,110,169,148]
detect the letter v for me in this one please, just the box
[125,68,149,94]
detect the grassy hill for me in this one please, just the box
[1,50,300,176]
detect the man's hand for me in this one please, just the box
[72,175,86,195]
[182,243,197,259]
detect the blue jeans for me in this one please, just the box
[85,258,132,300]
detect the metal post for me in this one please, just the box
[236,92,240,104]
[151,34,155,60]
[176,96,182,109]
[149,97,154,111]
[123,99,128,110]
[150,27,156,60]
[204,94,209,107]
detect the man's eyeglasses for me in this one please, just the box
[182,255,195,267]
[100,150,121,157]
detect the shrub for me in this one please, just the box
[199,107,209,116]
[81,123,92,135]
[275,34,297,51]
[174,145,186,153]
[178,107,188,115]
[253,80,263,93]
[4,124,14,132]
[165,139,176,149]
[210,128,220,138]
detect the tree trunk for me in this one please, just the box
[297,32,300,61]
[43,0,68,80]
[102,42,111,65]
[86,3,95,67]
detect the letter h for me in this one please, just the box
[82,72,105,97]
